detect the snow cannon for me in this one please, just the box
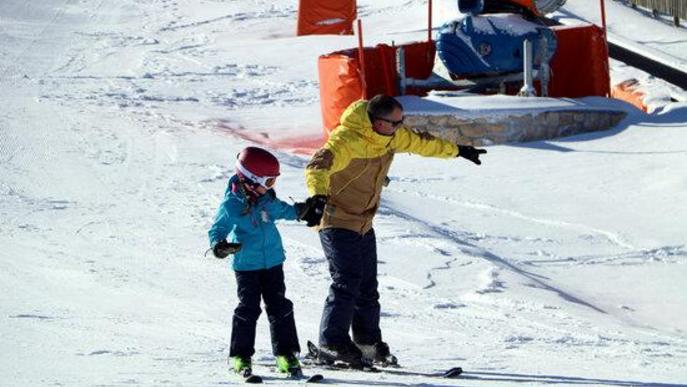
[459,0,567,17]
[436,14,557,79]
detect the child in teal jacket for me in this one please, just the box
[208,147,309,378]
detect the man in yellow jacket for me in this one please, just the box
[301,94,486,367]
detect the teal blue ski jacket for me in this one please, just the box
[208,175,298,271]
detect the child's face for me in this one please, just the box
[255,185,269,195]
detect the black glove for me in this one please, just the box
[457,144,487,165]
[212,240,242,259]
[297,195,328,227]
[293,201,308,220]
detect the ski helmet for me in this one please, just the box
[235,147,280,189]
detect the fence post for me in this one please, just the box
[673,0,680,26]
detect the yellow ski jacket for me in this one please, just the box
[305,100,459,234]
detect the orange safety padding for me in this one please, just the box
[394,41,437,96]
[548,24,610,98]
[611,79,647,112]
[297,0,356,36]
[318,54,363,133]
[318,41,436,134]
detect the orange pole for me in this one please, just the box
[357,19,368,99]
[600,0,610,96]
[428,0,433,42]
[599,0,607,33]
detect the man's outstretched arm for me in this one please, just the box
[390,127,486,165]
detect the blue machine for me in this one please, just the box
[435,14,557,78]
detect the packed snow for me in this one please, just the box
[1,0,686,386]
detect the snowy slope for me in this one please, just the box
[555,0,687,65]
[554,0,687,109]
[1,1,687,386]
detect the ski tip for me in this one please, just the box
[306,374,324,383]
[244,374,263,383]
[444,367,463,378]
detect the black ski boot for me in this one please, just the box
[317,341,367,369]
[356,341,398,367]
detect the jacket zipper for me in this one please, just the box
[260,203,267,268]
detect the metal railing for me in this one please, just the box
[626,0,685,26]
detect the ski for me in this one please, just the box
[284,367,324,383]
[250,362,325,384]
[243,374,263,384]
[305,340,463,379]
[238,370,263,384]
[305,374,324,383]
[365,366,464,379]
[443,367,463,378]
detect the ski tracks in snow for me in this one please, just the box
[377,202,608,314]
[367,203,687,383]
[388,184,636,251]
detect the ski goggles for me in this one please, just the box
[235,160,278,189]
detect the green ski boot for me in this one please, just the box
[231,356,252,374]
[276,354,302,377]
[231,356,261,383]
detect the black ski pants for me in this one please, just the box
[318,228,382,347]
[230,264,300,358]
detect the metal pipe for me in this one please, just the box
[396,46,406,95]
[519,39,536,97]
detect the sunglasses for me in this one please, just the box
[375,116,405,128]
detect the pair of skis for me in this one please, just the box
[238,364,323,384]
[304,340,463,378]
[236,340,463,384]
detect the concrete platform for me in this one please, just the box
[398,94,630,146]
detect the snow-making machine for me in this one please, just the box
[399,0,567,96]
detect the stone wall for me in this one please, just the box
[404,110,627,146]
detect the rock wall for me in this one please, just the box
[404,110,627,146]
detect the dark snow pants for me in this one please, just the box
[318,228,382,347]
[230,264,300,358]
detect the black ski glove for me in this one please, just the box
[293,201,308,220]
[457,144,487,165]
[298,195,328,227]
[212,240,242,259]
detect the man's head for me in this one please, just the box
[367,94,404,136]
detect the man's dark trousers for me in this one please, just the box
[319,228,382,347]
[230,264,300,357]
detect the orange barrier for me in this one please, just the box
[611,79,647,112]
[318,41,435,134]
[297,0,356,36]
[549,24,610,98]
[318,53,363,135]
